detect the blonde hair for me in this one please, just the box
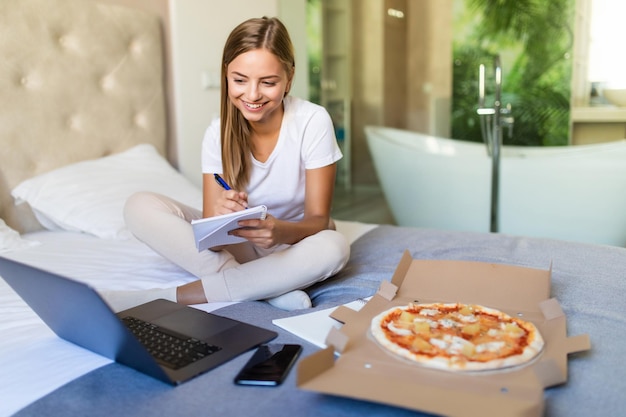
[220,17,295,189]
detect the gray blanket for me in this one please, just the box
[15,225,626,417]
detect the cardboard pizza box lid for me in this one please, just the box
[297,251,591,417]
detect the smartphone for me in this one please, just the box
[234,343,302,386]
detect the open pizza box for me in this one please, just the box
[297,251,591,417]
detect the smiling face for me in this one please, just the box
[226,48,293,127]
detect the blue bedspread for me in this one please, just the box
[14,225,626,417]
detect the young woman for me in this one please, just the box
[104,17,349,311]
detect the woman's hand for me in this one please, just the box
[213,189,249,215]
[229,214,283,249]
[203,173,248,217]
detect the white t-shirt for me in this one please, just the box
[201,96,343,222]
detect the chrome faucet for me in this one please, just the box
[477,55,514,233]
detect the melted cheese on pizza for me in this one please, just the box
[374,303,542,369]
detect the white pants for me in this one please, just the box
[123,192,350,302]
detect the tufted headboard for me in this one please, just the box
[0,0,168,233]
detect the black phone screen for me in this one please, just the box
[234,343,302,386]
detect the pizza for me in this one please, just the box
[370,302,544,372]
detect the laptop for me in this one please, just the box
[0,256,277,385]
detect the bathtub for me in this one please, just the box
[365,126,626,247]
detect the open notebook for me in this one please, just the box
[192,205,267,251]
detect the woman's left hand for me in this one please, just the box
[230,214,283,249]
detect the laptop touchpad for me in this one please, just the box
[153,309,237,340]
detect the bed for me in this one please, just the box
[1,1,625,416]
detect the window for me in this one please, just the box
[588,0,626,88]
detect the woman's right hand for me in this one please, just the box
[214,189,248,215]
[202,173,248,217]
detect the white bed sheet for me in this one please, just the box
[0,220,377,417]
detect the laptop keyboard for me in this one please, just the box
[122,316,222,370]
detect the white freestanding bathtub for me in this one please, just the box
[365,126,626,247]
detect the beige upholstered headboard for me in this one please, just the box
[0,0,168,233]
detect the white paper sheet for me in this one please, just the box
[272,298,369,349]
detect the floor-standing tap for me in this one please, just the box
[477,55,513,233]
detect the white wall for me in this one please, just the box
[170,0,307,186]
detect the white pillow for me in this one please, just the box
[11,144,202,239]
[0,219,39,253]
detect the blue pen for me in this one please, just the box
[214,173,249,209]
[214,173,231,190]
